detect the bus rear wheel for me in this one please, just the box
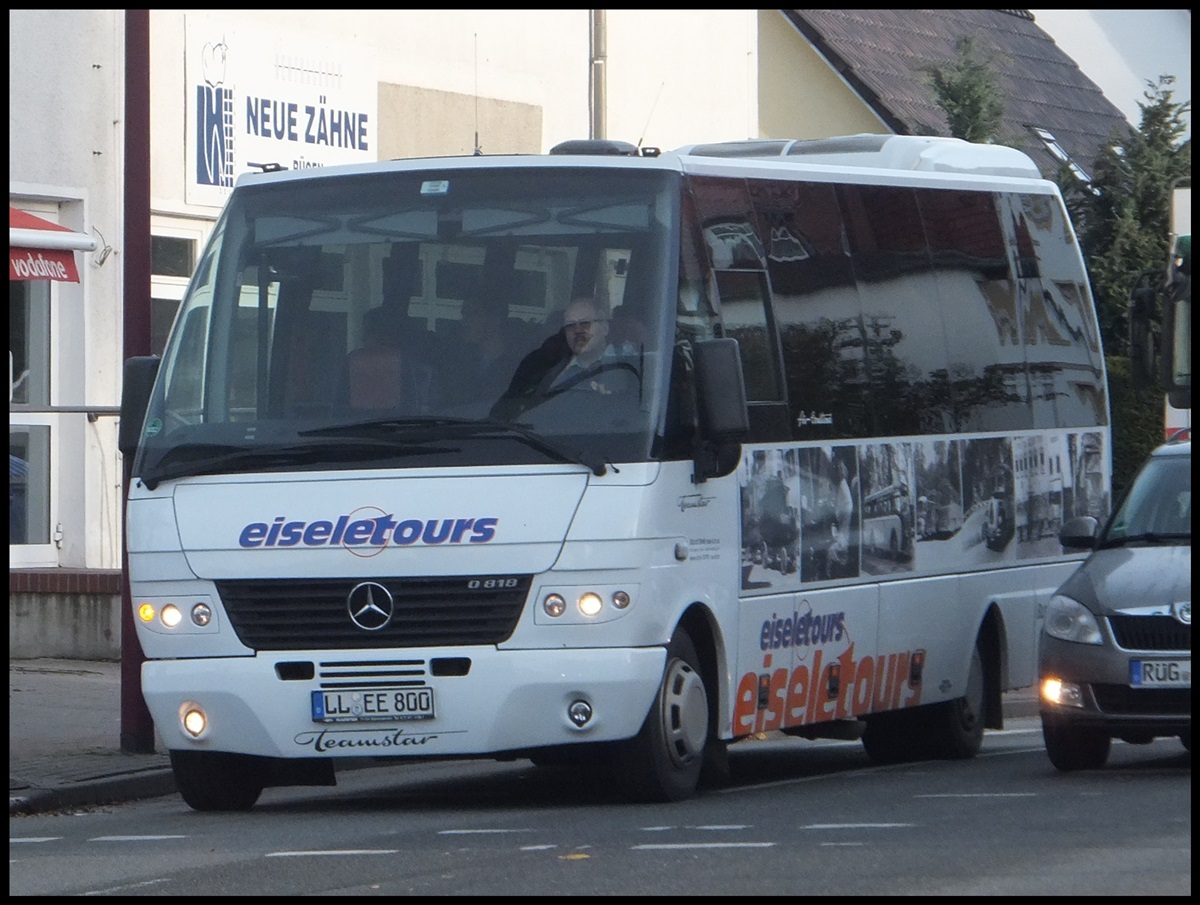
[862,643,986,763]
[170,750,267,812]
[923,642,986,759]
[614,628,708,802]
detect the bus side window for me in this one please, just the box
[839,184,955,437]
[920,190,1033,433]
[756,179,870,441]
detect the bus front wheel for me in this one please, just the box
[614,628,708,802]
[170,749,267,812]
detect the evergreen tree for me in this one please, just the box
[1059,76,1191,355]
[924,37,1005,143]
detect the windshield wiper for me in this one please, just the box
[300,416,607,476]
[137,439,453,490]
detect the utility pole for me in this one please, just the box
[589,9,606,140]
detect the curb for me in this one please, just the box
[10,770,177,816]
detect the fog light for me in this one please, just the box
[138,602,156,623]
[543,594,566,617]
[611,590,631,610]
[191,603,212,626]
[161,604,182,627]
[578,592,603,617]
[181,704,208,738]
[568,699,593,727]
[1041,677,1084,708]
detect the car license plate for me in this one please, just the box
[311,687,435,722]
[1129,659,1191,688]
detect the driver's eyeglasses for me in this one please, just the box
[564,318,606,331]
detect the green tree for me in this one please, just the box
[1059,76,1191,357]
[924,37,1005,143]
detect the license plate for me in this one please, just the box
[311,687,435,722]
[1129,659,1191,688]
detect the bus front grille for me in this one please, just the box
[215,576,531,651]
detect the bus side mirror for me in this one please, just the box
[692,338,749,482]
[118,355,160,458]
[694,338,750,440]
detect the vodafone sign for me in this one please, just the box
[9,206,96,283]
[10,247,79,282]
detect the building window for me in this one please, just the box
[151,235,196,278]
[9,279,52,546]
[1030,126,1092,184]
[151,234,199,355]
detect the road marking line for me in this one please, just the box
[914,793,1036,798]
[632,842,775,850]
[267,849,399,857]
[89,835,186,842]
[803,823,914,829]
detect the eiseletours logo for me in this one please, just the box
[238,506,499,558]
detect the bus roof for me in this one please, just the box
[232,133,1051,195]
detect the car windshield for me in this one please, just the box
[1101,453,1191,544]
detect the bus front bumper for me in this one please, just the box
[142,645,666,759]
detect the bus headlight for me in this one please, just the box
[578,592,604,617]
[134,596,220,634]
[535,586,638,624]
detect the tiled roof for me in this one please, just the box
[782,9,1134,180]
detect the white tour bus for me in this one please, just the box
[119,133,1111,810]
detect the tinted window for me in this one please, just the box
[840,184,955,436]
[751,179,870,440]
[999,193,1107,428]
[919,190,1032,432]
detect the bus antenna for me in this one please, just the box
[636,81,665,152]
[473,34,482,155]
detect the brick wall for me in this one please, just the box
[9,569,123,660]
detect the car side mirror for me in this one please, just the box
[1058,515,1099,550]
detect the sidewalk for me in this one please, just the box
[9,657,1042,817]
[9,659,174,816]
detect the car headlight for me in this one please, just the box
[1043,594,1103,645]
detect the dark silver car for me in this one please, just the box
[1039,434,1191,770]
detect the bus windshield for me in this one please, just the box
[134,166,677,486]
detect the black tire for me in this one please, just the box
[861,708,930,764]
[864,643,986,763]
[170,750,267,812]
[613,629,709,802]
[1041,718,1111,771]
[924,643,986,759]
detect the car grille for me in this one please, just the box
[1091,685,1191,716]
[1107,615,1191,652]
[216,576,531,652]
